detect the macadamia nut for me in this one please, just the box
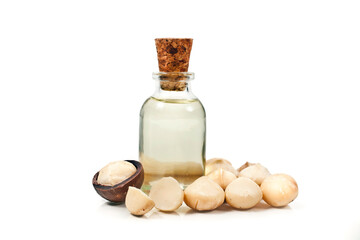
[207,158,232,166]
[184,176,225,211]
[225,177,262,209]
[149,177,184,212]
[205,158,237,176]
[261,174,298,207]
[125,187,155,216]
[207,168,237,190]
[97,161,136,186]
[238,163,270,185]
[236,162,255,176]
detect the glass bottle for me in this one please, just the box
[139,72,206,192]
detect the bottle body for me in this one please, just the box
[139,73,206,191]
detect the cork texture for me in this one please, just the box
[155,38,193,91]
[155,38,193,72]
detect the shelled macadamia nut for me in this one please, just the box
[236,162,255,176]
[125,187,155,216]
[97,161,136,186]
[225,177,262,209]
[261,174,298,207]
[238,163,270,185]
[205,158,237,176]
[184,176,225,211]
[149,177,184,212]
[206,158,232,166]
[207,168,237,190]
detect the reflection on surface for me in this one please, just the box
[97,200,293,219]
[97,201,126,216]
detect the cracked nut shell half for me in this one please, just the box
[92,160,144,203]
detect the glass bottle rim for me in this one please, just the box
[152,72,194,81]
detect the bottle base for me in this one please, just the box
[141,173,204,193]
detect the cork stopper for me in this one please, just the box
[155,38,193,91]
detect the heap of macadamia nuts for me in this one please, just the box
[125,159,297,215]
[126,176,184,215]
[93,159,298,216]
[207,158,298,208]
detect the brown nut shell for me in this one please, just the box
[92,160,144,203]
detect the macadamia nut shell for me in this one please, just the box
[92,160,144,203]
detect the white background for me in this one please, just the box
[1,0,360,239]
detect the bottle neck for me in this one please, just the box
[152,72,197,100]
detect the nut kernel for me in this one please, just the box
[207,168,237,190]
[149,177,184,212]
[97,161,136,186]
[184,176,225,211]
[261,173,298,207]
[125,187,155,216]
[225,177,262,209]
